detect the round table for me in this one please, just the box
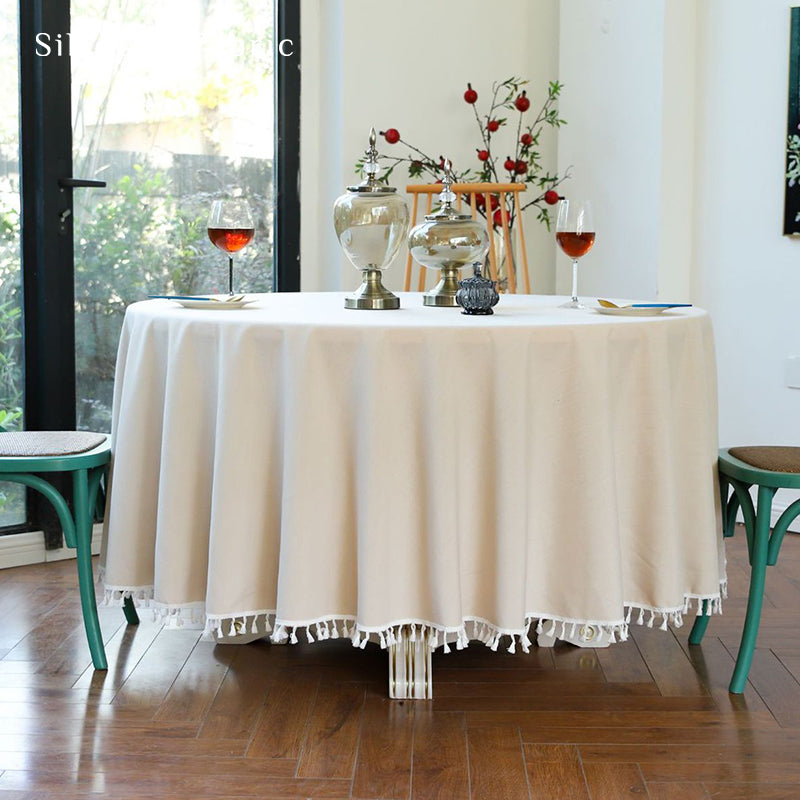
[101,292,725,698]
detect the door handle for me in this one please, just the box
[58,177,107,188]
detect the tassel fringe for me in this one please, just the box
[101,579,725,654]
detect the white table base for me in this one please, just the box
[388,626,433,699]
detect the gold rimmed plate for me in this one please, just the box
[149,294,257,310]
[594,299,691,316]
[594,305,673,317]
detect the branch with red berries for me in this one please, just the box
[356,77,570,232]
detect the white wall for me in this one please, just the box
[556,0,667,301]
[693,0,800,522]
[554,0,700,302]
[659,0,697,303]
[300,0,560,294]
[693,0,800,449]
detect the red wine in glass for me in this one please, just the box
[207,200,255,295]
[555,231,596,259]
[556,200,595,309]
[208,227,255,254]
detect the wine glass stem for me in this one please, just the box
[228,256,234,296]
[571,258,579,304]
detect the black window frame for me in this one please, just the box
[11,0,300,541]
[275,0,301,292]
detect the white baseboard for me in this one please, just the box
[735,498,800,534]
[0,524,103,570]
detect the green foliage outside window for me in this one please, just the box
[0,155,274,431]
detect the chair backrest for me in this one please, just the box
[404,182,530,294]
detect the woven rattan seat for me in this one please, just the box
[0,431,107,458]
[728,446,800,474]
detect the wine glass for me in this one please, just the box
[207,199,255,296]
[556,199,596,309]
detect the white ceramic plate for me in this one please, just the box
[594,305,673,317]
[150,295,258,310]
[174,298,257,310]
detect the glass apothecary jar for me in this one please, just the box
[407,163,490,307]
[333,129,409,310]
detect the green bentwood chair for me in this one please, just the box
[689,447,800,694]
[0,431,139,669]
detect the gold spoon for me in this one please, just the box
[597,298,692,309]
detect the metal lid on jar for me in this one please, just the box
[424,161,473,222]
[347,128,398,194]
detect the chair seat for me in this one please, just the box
[0,431,107,457]
[728,446,800,474]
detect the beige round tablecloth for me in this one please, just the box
[101,292,725,652]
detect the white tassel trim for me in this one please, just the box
[100,579,725,652]
[271,624,288,643]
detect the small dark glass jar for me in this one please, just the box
[456,262,500,315]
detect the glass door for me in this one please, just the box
[0,3,25,527]
[7,0,287,539]
[70,0,276,431]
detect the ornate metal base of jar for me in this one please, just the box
[461,307,494,316]
[423,266,460,307]
[345,267,400,310]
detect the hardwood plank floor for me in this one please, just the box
[523,744,589,800]
[411,710,469,800]
[352,696,414,799]
[0,527,798,798]
[467,726,529,800]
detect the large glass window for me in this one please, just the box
[71,0,276,431]
[1,0,296,537]
[0,3,25,527]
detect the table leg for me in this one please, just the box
[388,626,433,699]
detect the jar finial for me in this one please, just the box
[439,159,456,208]
[361,127,381,184]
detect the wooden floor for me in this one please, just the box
[1,530,799,799]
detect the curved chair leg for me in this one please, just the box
[719,474,736,537]
[724,494,740,538]
[728,480,756,563]
[73,468,107,670]
[688,599,712,645]
[729,484,775,694]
